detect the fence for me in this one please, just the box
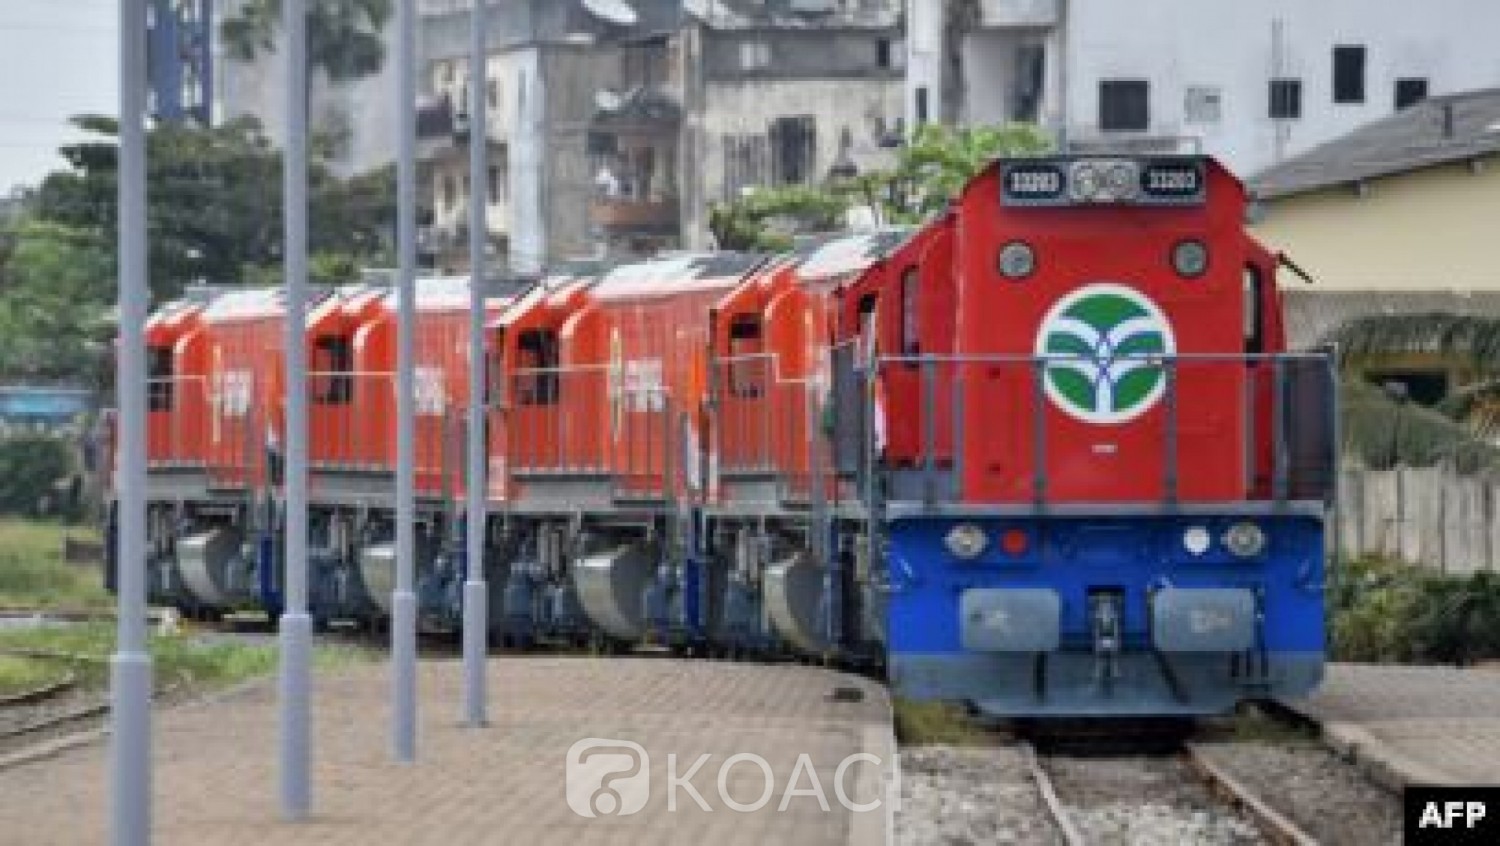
[1337,466,1500,574]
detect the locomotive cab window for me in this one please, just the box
[727,315,765,399]
[147,346,174,412]
[900,267,921,360]
[857,291,879,333]
[1242,265,1265,354]
[516,329,560,406]
[311,336,353,405]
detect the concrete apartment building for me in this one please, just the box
[416,0,905,271]
[907,0,1500,178]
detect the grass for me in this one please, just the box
[893,698,999,747]
[0,623,374,694]
[0,653,73,697]
[0,518,111,611]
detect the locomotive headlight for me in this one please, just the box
[1182,525,1212,557]
[997,241,1036,279]
[1172,239,1210,278]
[1070,162,1102,202]
[945,523,989,560]
[1224,522,1267,558]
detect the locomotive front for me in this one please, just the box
[882,156,1336,716]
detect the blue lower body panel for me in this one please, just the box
[884,513,1326,717]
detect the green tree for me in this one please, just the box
[709,123,1053,250]
[1327,313,1500,446]
[0,219,113,384]
[31,115,394,300]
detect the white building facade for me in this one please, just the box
[909,0,1500,177]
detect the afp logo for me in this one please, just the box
[1406,787,1499,844]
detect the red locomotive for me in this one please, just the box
[115,154,1335,716]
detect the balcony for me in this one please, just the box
[589,198,680,233]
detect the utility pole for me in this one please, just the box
[393,0,419,763]
[279,0,314,821]
[111,0,152,842]
[463,0,490,728]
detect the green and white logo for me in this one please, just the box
[1034,283,1176,425]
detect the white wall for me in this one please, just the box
[1061,0,1500,177]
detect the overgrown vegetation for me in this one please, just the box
[710,123,1053,251]
[893,699,998,746]
[1329,313,1500,453]
[1331,557,1500,665]
[0,622,372,693]
[0,519,110,609]
[1339,381,1500,473]
[0,653,72,698]
[0,437,85,519]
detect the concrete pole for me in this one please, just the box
[110,1,152,843]
[463,0,490,728]
[279,0,314,821]
[392,0,419,763]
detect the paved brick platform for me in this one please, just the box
[0,658,893,845]
[1282,663,1500,788]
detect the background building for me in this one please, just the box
[908,0,1500,177]
[416,0,905,271]
[1250,89,1500,292]
[148,0,214,125]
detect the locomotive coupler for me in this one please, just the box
[1090,591,1124,691]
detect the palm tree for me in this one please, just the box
[1327,313,1500,450]
[220,0,393,94]
[1340,380,1500,472]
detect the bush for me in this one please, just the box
[0,435,78,517]
[1331,558,1500,665]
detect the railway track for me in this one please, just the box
[1020,737,1319,845]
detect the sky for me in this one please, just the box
[0,0,118,193]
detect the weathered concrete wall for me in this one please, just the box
[699,77,903,205]
[1338,466,1500,574]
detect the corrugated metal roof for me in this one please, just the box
[588,252,764,300]
[1283,289,1500,349]
[795,228,913,281]
[1250,88,1500,200]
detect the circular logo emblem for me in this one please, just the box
[1034,283,1175,425]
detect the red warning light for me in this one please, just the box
[1001,529,1029,557]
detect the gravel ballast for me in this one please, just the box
[1192,742,1402,845]
[896,746,1065,845]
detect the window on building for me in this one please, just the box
[1269,79,1303,119]
[876,38,893,69]
[489,165,503,202]
[488,78,500,110]
[1099,80,1150,132]
[1014,45,1046,122]
[739,39,771,71]
[1395,78,1429,110]
[770,115,817,185]
[1185,86,1223,124]
[915,87,930,124]
[1242,266,1264,354]
[442,174,456,209]
[722,134,770,200]
[1333,45,1366,104]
